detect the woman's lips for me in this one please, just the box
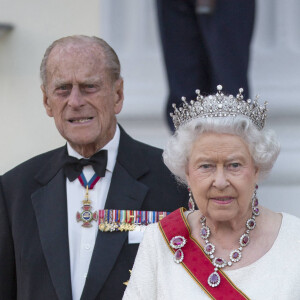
[210,197,234,205]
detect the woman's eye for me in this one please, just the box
[200,164,212,169]
[228,163,241,169]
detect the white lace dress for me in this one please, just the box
[123,213,300,300]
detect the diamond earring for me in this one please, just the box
[188,188,195,212]
[252,184,260,216]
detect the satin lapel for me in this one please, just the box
[81,161,149,300]
[31,169,72,300]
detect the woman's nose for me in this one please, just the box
[212,167,229,190]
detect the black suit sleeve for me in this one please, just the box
[0,177,17,299]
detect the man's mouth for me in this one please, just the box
[69,117,93,123]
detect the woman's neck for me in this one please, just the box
[188,207,282,270]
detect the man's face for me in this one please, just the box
[42,43,124,157]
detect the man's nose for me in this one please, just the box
[212,167,229,190]
[68,86,85,108]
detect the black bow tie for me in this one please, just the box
[63,150,108,182]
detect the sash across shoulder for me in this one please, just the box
[159,208,250,300]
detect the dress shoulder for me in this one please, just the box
[123,223,167,300]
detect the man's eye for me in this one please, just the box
[83,84,98,90]
[82,84,98,93]
[57,85,70,92]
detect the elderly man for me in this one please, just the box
[0,36,186,300]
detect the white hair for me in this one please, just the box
[163,116,280,185]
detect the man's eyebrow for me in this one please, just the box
[53,80,70,87]
[52,78,103,87]
[81,78,103,85]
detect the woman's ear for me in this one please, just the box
[254,165,260,182]
[185,166,190,187]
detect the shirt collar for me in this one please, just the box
[67,125,120,173]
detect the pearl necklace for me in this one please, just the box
[201,194,260,288]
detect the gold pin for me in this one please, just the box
[123,270,132,286]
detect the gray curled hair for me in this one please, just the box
[163,116,280,186]
[40,35,121,87]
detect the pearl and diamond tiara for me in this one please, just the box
[170,85,268,131]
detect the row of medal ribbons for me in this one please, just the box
[98,209,170,232]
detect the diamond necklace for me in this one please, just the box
[200,192,260,288]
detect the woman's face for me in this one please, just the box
[186,132,259,223]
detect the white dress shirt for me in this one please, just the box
[66,126,120,300]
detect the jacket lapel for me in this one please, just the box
[32,147,72,300]
[81,128,150,300]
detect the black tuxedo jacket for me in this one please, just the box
[0,128,187,300]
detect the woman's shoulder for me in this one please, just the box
[142,209,185,250]
[144,222,160,235]
[272,212,300,255]
[142,222,164,245]
[281,212,300,231]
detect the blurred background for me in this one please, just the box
[0,0,299,215]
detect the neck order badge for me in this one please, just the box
[76,172,100,227]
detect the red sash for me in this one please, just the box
[159,208,250,300]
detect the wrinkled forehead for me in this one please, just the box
[45,42,108,83]
[189,132,253,161]
[47,42,106,70]
[53,40,103,55]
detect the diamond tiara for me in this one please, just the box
[170,85,268,131]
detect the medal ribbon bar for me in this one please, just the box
[98,209,170,232]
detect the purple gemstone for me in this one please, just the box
[173,237,184,246]
[254,207,259,214]
[210,273,219,284]
[175,249,183,260]
[232,252,239,259]
[201,228,207,236]
[249,220,254,227]
[206,244,213,252]
[242,236,249,244]
[253,198,258,207]
[216,258,224,265]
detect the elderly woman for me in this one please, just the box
[123,86,300,299]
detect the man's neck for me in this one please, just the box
[68,125,118,158]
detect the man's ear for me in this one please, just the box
[41,85,53,117]
[113,78,124,115]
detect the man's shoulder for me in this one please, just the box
[119,127,163,157]
[118,130,167,172]
[130,138,163,156]
[2,146,65,179]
